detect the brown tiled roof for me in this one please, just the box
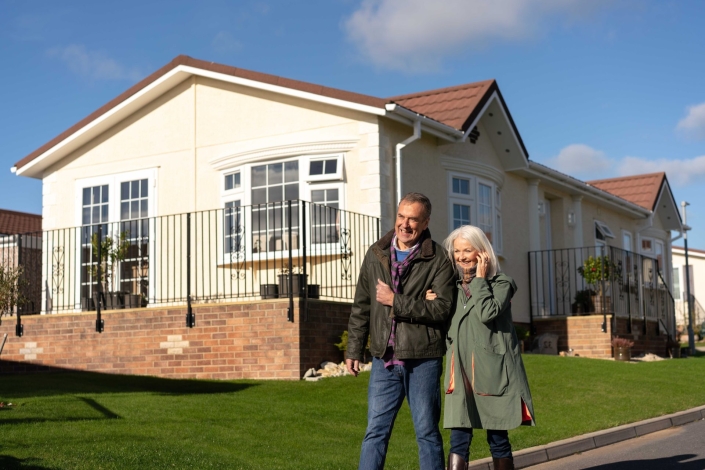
[15,56,507,171]
[0,209,42,235]
[388,79,495,131]
[587,172,665,211]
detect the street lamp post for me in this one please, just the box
[681,201,695,356]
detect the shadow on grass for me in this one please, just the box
[585,454,703,469]
[0,360,257,399]
[0,454,52,470]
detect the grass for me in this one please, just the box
[1,354,704,469]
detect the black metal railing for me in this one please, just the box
[5,200,380,323]
[528,245,676,334]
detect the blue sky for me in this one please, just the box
[2,0,705,248]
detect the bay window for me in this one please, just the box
[447,172,502,253]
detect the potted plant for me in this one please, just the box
[572,289,596,314]
[0,265,26,325]
[577,255,620,313]
[277,265,307,298]
[611,336,634,362]
[91,231,130,310]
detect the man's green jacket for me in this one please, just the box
[346,229,456,361]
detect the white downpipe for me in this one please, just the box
[396,120,422,204]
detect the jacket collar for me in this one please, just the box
[373,228,435,260]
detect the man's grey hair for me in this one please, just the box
[443,225,500,278]
[399,192,432,221]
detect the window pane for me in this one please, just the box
[310,161,323,175]
[101,185,109,203]
[121,182,129,201]
[284,161,298,182]
[83,188,91,205]
[92,187,100,204]
[141,179,148,197]
[268,163,283,185]
[140,200,148,218]
[324,159,337,174]
[131,180,139,199]
[327,188,339,200]
[452,177,469,195]
[268,185,283,202]
[131,201,139,218]
[82,207,90,225]
[121,202,129,220]
[311,189,325,203]
[225,174,233,190]
[252,188,266,205]
[252,165,266,187]
[285,183,298,200]
[92,206,100,223]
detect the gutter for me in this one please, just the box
[385,103,464,142]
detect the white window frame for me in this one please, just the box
[303,153,344,182]
[446,171,503,254]
[73,168,158,309]
[219,156,347,262]
[622,230,633,252]
[307,182,345,253]
[595,220,615,240]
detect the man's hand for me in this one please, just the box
[345,358,360,377]
[376,279,394,306]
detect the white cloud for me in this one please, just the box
[677,102,705,140]
[617,155,705,187]
[47,45,142,82]
[343,0,608,72]
[212,31,243,54]
[547,144,614,180]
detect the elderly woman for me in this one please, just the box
[427,225,535,470]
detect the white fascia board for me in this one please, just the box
[16,64,388,179]
[16,68,192,178]
[525,163,649,218]
[180,66,387,117]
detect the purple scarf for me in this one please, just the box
[458,264,477,299]
[383,235,424,368]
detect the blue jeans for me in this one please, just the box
[358,356,444,470]
[449,428,512,461]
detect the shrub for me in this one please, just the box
[578,255,620,288]
[611,336,635,348]
[335,331,370,356]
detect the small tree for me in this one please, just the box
[91,231,130,293]
[577,255,620,294]
[0,264,26,325]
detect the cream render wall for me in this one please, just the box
[41,77,388,230]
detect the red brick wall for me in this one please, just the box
[0,298,352,380]
[533,315,670,359]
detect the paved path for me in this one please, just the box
[529,419,705,469]
[468,405,705,469]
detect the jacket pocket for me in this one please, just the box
[472,347,509,396]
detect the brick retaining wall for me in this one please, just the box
[533,315,670,359]
[0,298,351,380]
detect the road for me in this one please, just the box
[530,419,705,469]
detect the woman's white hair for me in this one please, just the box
[443,225,500,278]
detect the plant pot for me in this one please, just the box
[614,346,631,362]
[124,294,142,309]
[278,274,307,298]
[592,295,612,313]
[307,284,320,299]
[260,284,279,299]
[104,292,125,310]
[81,297,95,312]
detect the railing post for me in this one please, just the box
[186,213,195,328]
[301,201,308,322]
[95,225,104,333]
[527,251,535,335]
[287,200,294,322]
[600,245,607,333]
[15,234,23,337]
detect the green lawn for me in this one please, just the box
[1,354,704,470]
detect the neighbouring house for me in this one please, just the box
[672,245,705,336]
[0,56,685,380]
[0,209,42,320]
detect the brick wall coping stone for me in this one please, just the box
[468,405,705,469]
[533,314,613,322]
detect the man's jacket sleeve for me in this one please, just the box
[346,251,371,361]
[391,254,455,325]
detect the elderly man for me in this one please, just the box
[346,192,456,470]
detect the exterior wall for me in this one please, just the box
[41,77,384,230]
[672,246,705,329]
[0,299,351,380]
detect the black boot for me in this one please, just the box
[447,452,469,470]
[492,457,515,470]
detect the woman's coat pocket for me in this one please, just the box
[472,347,509,396]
